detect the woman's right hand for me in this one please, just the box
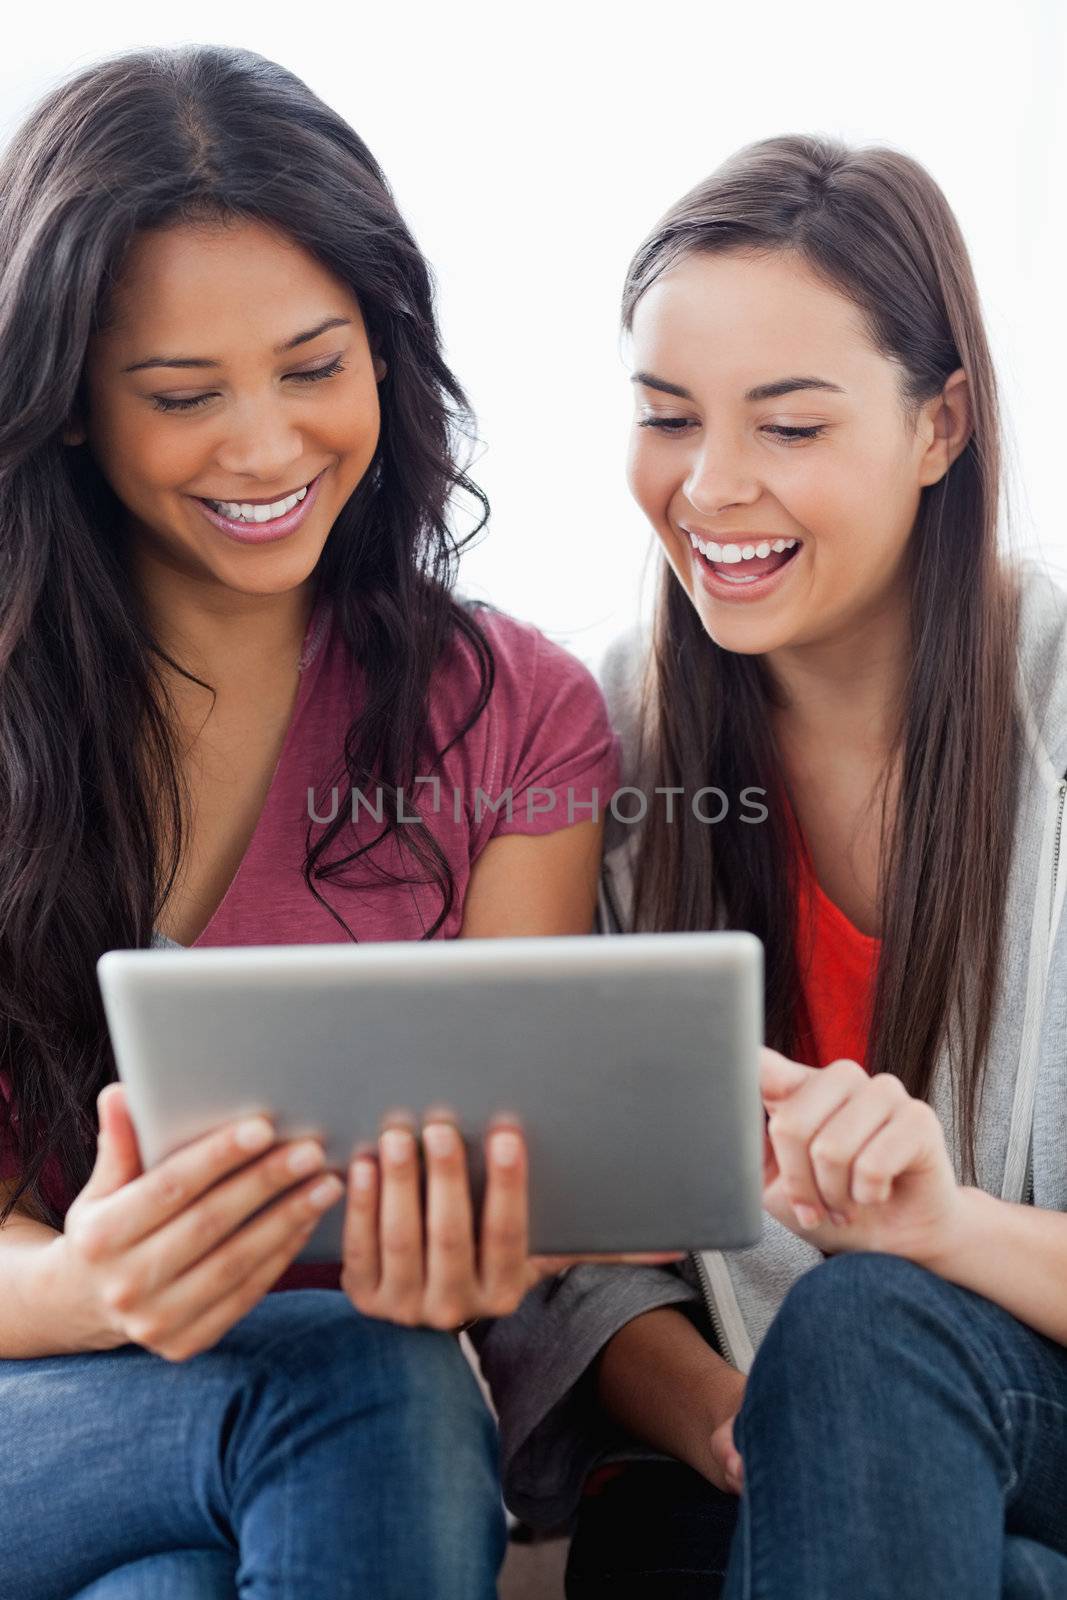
[51,1082,345,1362]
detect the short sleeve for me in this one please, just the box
[472,612,620,851]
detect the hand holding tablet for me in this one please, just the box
[338,1112,683,1331]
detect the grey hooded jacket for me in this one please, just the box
[471,556,1067,1531]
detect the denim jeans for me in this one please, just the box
[0,1289,506,1600]
[723,1251,1067,1599]
[568,1252,1067,1599]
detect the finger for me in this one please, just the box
[81,1113,277,1254]
[848,1099,942,1206]
[80,1084,143,1200]
[765,1058,868,1227]
[120,1137,330,1294]
[139,1209,330,1363]
[724,1415,744,1487]
[120,1170,344,1346]
[375,1125,425,1317]
[340,1154,381,1305]
[478,1127,530,1316]
[420,1122,478,1329]
[759,1047,815,1106]
[808,1073,908,1217]
[762,1115,780,1188]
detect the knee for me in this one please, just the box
[228,1290,490,1432]
[746,1251,950,1398]
[227,1291,501,1502]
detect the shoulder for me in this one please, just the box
[1011,558,1067,777]
[596,620,651,781]
[453,597,610,721]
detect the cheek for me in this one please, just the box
[91,400,205,499]
[626,435,677,525]
[327,379,381,476]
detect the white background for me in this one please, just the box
[3,1,1064,668]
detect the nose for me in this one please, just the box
[211,395,306,487]
[683,434,760,518]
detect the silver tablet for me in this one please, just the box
[96,931,764,1260]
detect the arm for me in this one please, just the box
[458,817,603,938]
[0,1182,113,1358]
[759,1049,1067,1347]
[596,1306,746,1482]
[919,1187,1067,1346]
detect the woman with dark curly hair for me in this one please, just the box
[0,43,632,1599]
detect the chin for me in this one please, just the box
[691,600,796,657]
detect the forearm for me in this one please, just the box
[921,1187,1067,1345]
[595,1305,746,1479]
[0,1215,121,1358]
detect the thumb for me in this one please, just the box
[82,1083,143,1199]
[759,1046,813,1106]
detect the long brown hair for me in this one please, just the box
[0,46,496,1226]
[621,135,1020,1183]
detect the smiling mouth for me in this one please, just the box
[686,531,800,564]
[195,473,321,525]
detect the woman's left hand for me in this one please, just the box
[759,1047,965,1267]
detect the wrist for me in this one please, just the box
[36,1235,127,1354]
[912,1186,989,1279]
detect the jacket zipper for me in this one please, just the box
[1052,779,1066,923]
[1029,775,1067,1207]
[692,1248,734,1365]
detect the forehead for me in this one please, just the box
[630,249,883,392]
[99,217,361,351]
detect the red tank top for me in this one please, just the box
[787,801,881,1070]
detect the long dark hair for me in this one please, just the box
[0,45,496,1225]
[622,135,1020,1183]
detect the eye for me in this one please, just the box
[763,424,825,443]
[636,416,694,433]
[287,355,348,387]
[149,355,349,413]
[635,418,827,443]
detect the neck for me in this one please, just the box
[131,549,317,702]
[765,584,911,758]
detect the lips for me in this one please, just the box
[195,471,323,511]
[190,468,326,545]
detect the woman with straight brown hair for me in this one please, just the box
[473,136,1067,1597]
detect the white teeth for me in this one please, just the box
[688,532,800,565]
[209,484,310,522]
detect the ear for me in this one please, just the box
[372,353,388,383]
[917,367,971,488]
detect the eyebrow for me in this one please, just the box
[631,372,847,402]
[121,316,353,374]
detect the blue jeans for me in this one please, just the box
[722,1252,1067,1599]
[0,1289,506,1600]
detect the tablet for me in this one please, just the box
[96,931,764,1259]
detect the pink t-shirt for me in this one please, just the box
[1,592,620,1293]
